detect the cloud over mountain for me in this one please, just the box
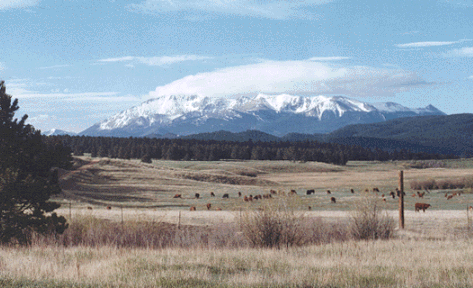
[149,60,428,99]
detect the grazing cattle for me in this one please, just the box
[411,193,416,197]
[222,193,229,198]
[381,194,385,198]
[238,191,242,197]
[270,189,277,195]
[415,203,431,212]
[453,192,458,196]
[396,188,400,197]
[417,191,425,198]
[365,188,369,193]
[190,206,196,211]
[290,189,297,195]
[350,189,355,194]
[373,187,379,193]
[210,192,215,197]
[445,192,449,198]
[469,206,473,211]
[255,195,262,200]
[248,195,253,201]
[195,193,200,199]
[306,189,315,195]
[326,190,331,194]
[216,208,222,211]
[106,206,112,210]
[244,196,249,202]
[447,195,454,200]
[206,203,211,210]
[383,198,386,202]
[308,206,312,211]
[173,194,182,198]
[390,191,396,199]
[330,197,336,203]
[87,206,93,210]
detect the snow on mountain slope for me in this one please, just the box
[80,94,445,137]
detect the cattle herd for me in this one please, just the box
[166,186,445,212]
[88,185,467,212]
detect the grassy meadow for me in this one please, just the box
[2,157,473,287]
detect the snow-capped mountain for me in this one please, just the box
[43,129,77,136]
[79,94,445,137]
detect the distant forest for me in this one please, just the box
[51,135,457,166]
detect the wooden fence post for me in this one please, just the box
[399,170,405,229]
[178,210,181,230]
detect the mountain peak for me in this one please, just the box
[79,94,446,137]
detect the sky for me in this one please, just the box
[0,0,472,133]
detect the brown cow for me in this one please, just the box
[373,187,379,193]
[417,191,425,198]
[469,206,473,211]
[327,190,331,194]
[87,206,93,210]
[106,206,112,210]
[195,193,200,199]
[238,191,242,197]
[290,189,297,195]
[308,206,312,210]
[216,208,222,211]
[330,197,336,203]
[415,203,431,212]
[350,189,355,194]
[222,193,229,198]
[210,192,215,197]
[190,206,196,211]
[270,189,277,195]
[173,194,182,198]
[244,196,249,202]
[447,195,454,200]
[206,203,211,210]
[248,195,253,201]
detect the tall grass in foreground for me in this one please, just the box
[3,239,473,287]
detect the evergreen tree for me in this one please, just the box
[0,81,70,244]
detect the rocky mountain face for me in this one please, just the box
[79,94,445,137]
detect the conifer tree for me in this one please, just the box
[0,81,70,244]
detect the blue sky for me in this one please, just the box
[1,0,472,133]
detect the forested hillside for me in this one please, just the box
[52,135,456,166]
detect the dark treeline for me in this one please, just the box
[49,135,457,166]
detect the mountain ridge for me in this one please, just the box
[79,94,445,137]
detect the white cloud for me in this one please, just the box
[14,91,120,99]
[395,39,470,48]
[0,0,39,10]
[443,47,473,57]
[0,62,5,70]
[39,64,70,70]
[98,55,211,66]
[308,56,350,61]
[149,60,428,99]
[28,114,57,124]
[126,0,331,20]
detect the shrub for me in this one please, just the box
[240,196,309,248]
[349,195,395,240]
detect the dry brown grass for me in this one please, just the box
[4,237,473,287]
[15,157,471,286]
